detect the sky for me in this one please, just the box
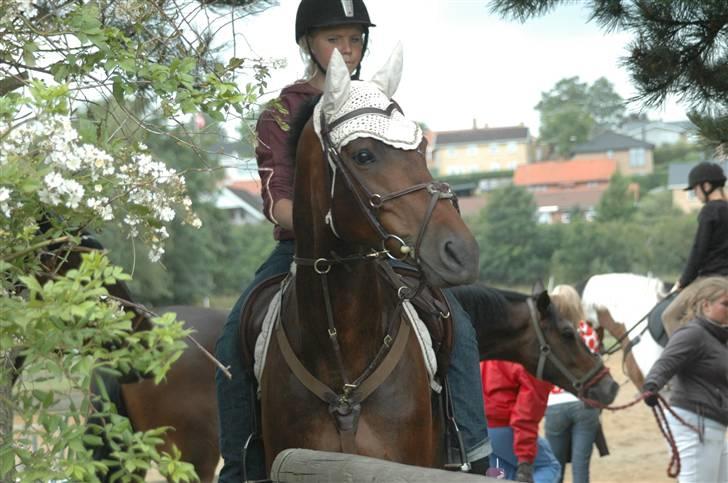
[229,0,687,135]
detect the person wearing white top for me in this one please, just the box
[544,285,604,483]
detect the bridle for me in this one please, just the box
[318,103,458,266]
[526,298,610,398]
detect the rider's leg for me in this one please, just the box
[442,289,492,468]
[215,240,294,483]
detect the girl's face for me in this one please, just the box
[702,292,728,325]
[308,25,364,74]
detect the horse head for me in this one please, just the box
[293,45,479,287]
[528,285,619,405]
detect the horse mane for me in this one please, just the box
[287,94,322,165]
[450,283,527,328]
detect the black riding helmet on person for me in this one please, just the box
[685,161,727,199]
[295,0,375,79]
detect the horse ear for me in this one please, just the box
[536,290,551,315]
[370,42,403,98]
[322,49,351,120]
[532,279,545,296]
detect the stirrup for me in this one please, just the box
[442,377,471,472]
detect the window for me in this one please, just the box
[467,144,478,156]
[490,162,500,171]
[447,147,455,158]
[507,142,517,153]
[490,143,498,154]
[629,148,646,167]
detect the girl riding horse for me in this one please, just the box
[214,1,488,479]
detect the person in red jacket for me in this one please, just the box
[482,360,561,483]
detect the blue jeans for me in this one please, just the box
[488,426,561,483]
[215,240,294,482]
[215,241,489,481]
[544,401,600,483]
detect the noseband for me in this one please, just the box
[526,298,609,398]
[319,104,457,266]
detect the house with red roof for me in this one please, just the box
[514,158,617,223]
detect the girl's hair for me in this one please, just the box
[684,276,728,321]
[549,284,585,328]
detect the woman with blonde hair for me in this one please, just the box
[643,276,728,483]
[544,284,603,483]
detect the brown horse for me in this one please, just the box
[254,47,479,471]
[451,284,620,402]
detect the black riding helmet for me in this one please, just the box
[684,162,727,195]
[295,0,375,79]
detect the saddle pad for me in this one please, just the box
[253,294,441,396]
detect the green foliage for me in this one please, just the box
[469,184,695,287]
[474,185,548,284]
[1,0,275,478]
[535,76,624,156]
[595,172,637,222]
[3,253,194,482]
[654,140,712,165]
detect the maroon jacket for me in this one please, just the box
[256,81,321,240]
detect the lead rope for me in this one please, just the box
[582,391,701,478]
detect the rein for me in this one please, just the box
[526,298,609,397]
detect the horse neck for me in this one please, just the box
[478,301,532,363]
[597,309,628,347]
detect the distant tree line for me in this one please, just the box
[468,181,696,287]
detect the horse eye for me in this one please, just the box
[352,150,375,165]
[561,328,576,339]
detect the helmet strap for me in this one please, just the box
[700,182,716,200]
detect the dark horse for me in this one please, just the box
[253,47,480,470]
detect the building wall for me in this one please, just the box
[432,141,530,176]
[672,189,701,213]
[572,148,653,176]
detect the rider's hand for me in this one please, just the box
[670,281,681,294]
[642,383,659,407]
[516,461,534,483]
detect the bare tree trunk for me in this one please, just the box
[0,350,18,483]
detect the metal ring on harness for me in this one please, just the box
[383,234,412,260]
[314,258,332,274]
[369,193,383,208]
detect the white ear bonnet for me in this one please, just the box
[313,44,423,151]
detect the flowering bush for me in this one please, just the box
[0,0,272,480]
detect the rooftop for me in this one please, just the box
[514,158,617,186]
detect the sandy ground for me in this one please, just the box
[567,354,673,483]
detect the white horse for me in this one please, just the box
[580,273,668,390]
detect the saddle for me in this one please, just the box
[647,293,675,348]
[238,265,454,383]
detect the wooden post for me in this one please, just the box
[270,448,501,482]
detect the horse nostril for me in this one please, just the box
[443,240,462,267]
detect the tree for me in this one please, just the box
[490,0,728,155]
[536,76,624,156]
[474,185,547,285]
[1,0,274,480]
[595,172,637,222]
